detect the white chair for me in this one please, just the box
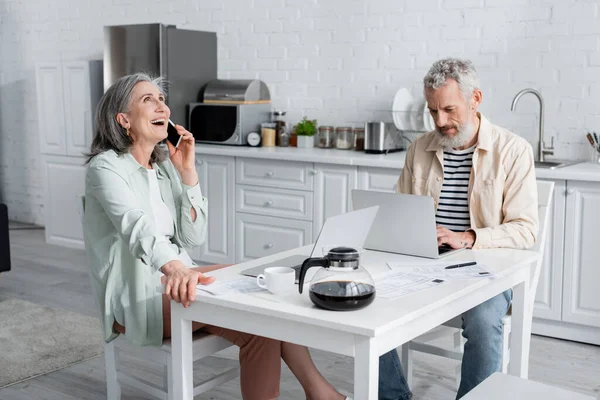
[79,196,239,399]
[461,372,596,400]
[400,180,555,387]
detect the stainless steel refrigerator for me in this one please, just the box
[104,23,217,128]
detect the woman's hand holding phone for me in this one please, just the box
[166,122,198,186]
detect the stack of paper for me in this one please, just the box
[386,261,494,280]
[374,271,445,300]
[197,276,265,296]
[369,261,494,300]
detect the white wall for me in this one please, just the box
[0,0,599,224]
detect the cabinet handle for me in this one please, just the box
[265,243,274,249]
[566,188,575,195]
[196,160,204,166]
[266,171,275,177]
[264,200,274,207]
[309,169,318,175]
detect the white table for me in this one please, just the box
[170,246,539,399]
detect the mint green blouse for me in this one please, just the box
[82,150,208,346]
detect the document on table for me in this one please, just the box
[374,271,445,300]
[196,276,265,296]
[387,262,494,280]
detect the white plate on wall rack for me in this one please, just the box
[423,101,435,132]
[392,88,413,131]
[410,98,425,131]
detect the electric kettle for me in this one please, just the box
[298,246,376,311]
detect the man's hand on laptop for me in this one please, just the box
[436,226,476,249]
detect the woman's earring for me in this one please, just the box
[126,128,130,137]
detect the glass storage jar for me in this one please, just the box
[261,122,276,147]
[353,127,365,151]
[290,125,298,147]
[317,126,335,148]
[273,110,289,147]
[335,127,353,150]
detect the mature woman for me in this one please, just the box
[82,73,348,400]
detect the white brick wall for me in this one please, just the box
[0,0,599,224]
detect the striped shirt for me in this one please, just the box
[435,145,475,232]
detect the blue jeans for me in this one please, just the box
[378,290,512,400]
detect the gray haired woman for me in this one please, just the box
[82,73,349,400]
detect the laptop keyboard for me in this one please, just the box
[438,244,454,255]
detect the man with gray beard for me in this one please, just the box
[377,58,538,399]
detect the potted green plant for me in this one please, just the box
[295,117,317,148]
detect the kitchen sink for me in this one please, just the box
[534,160,581,169]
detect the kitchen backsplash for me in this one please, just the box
[0,0,598,224]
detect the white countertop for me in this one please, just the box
[534,161,600,183]
[195,144,600,182]
[195,144,407,169]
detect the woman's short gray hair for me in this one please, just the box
[85,73,168,164]
[423,58,479,101]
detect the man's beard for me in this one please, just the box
[434,119,476,148]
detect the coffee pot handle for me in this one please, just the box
[298,257,327,294]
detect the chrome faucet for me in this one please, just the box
[510,88,554,162]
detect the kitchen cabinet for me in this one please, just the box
[236,158,314,191]
[62,62,102,157]
[236,185,313,221]
[532,179,566,322]
[357,166,400,193]
[313,164,357,238]
[235,157,315,261]
[42,155,87,248]
[36,61,103,157]
[36,60,102,248]
[562,180,600,328]
[190,154,235,265]
[532,178,600,345]
[235,213,312,263]
[36,64,66,155]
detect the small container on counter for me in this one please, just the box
[290,125,297,147]
[261,122,276,147]
[353,127,365,151]
[317,126,335,148]
[273,110,288,147]
[335,126,354,150]
[278,130,290,147]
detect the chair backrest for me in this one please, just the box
[528,180,554,310]
[0,204,10,272]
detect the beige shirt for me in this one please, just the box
[397,113,538,250]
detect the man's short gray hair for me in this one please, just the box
[86,73,168,164]
[423,58,479,101]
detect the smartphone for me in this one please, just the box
[167,119,182,148]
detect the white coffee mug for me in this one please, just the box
[256,267,296,295]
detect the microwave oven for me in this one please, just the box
[188,103,271,145]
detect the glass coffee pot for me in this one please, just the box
[298,246,376,311]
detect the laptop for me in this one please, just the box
[241,205,380,283]
[351,190,465,259]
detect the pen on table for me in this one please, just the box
[595,132,600,151]
[445,261,477,270]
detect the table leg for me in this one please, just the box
[354,337,378,399]
[171,302,194,400]
[509,278,531,378]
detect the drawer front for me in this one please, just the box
[236,158,314,191]
[235,213,312,263]
[357,166,401,193]
[236,185,313,221]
